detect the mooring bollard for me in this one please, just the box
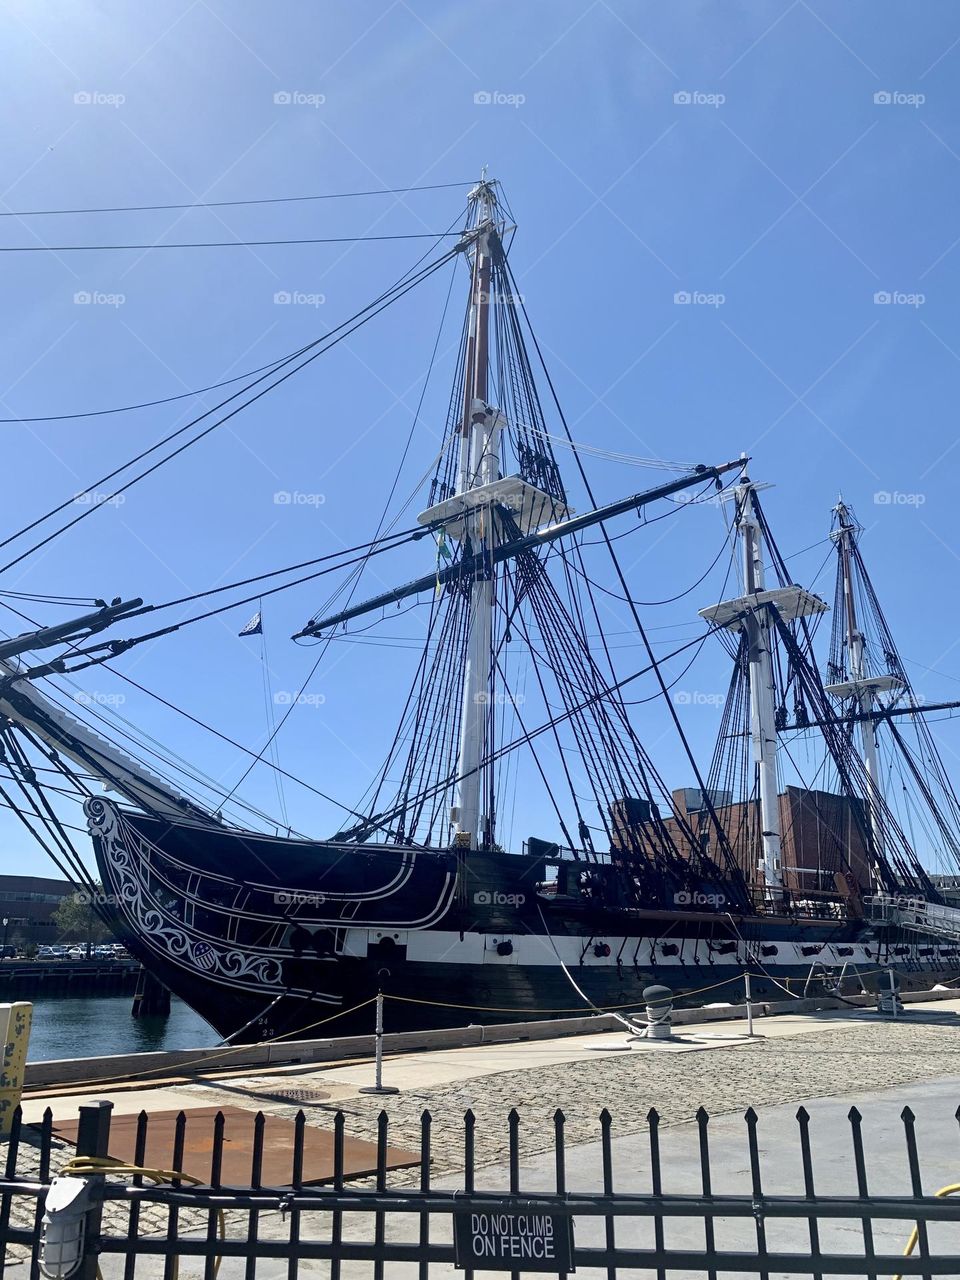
[359,981,399,1096]
[877,967,903,1018]
[642,983,674,1040]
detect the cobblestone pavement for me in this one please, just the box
[323,1019,960,1180]
[5,1017,960,1264]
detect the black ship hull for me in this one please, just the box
[86,799,959,1044]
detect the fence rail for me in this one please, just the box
[1,1096,959,1277]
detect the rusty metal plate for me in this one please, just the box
[42,1105,419,1186]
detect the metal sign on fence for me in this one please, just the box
[453,1208,575,1272]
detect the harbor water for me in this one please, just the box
[24,994,214,1062]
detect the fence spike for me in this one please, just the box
[38,1108,53,1183]
[647,1106,660,1125]
[796,1105,809,1123]
[171,1110,187,1187]
[251,1111,265,1189]
[292,1110,306,1190]
[696,1101,716,1280]
[210,1110,225,1190]
[376,1110,389,1192]
[554,1108,566,1196]
[333,1111,345,1190]
[508,1107,521,1193]
[418,1110,432,1280]
[847,1105,861,1123]
[464,1108,475,1194]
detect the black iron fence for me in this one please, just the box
[1,1097,959,1277]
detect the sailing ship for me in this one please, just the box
[2,176,960,1044]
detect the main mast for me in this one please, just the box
[700,474,827,897]
[452,176,500,850]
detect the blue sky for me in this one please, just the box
[3,1,960,875]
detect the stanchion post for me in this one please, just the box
[888,967,898,1021]
[745,971,755,1038]
[359,975,399,1096]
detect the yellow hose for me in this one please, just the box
[893,1182,960,1280]
[59,1155,224,1280]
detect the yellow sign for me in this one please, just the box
[0,1002,33,1137]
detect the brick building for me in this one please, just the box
[0,874,76,946]
[612,786,873,895]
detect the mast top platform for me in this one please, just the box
[824,672,906,699]
[699,584,829,631]
[418,473,570,540]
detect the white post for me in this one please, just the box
[744,971,755,1037]
[739,486,783,894]
[359,987,399,1096]
[889,966,898,1020]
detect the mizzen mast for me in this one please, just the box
[825,500,904,848]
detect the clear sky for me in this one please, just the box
[2,1,960,876]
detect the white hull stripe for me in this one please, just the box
[341,929,944,969]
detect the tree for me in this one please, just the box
[52,886,113,958]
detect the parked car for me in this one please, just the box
[0,944,15,959]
